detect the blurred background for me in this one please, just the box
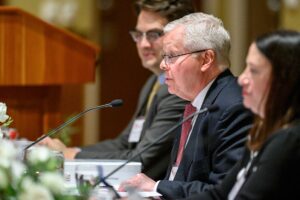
[1,0,299,146]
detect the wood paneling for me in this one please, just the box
[0,7,99,142]
[98,2,151,140]
[0,87,61,140]
[248,0,279,43]
[0,7,98,85]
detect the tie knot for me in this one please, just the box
[184,103,196,118]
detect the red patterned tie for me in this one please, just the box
[175,103,196,166]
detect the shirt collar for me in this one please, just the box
[192,79,216,110]
[158,73,165,85]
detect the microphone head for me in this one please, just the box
[207,105,219,112]
[110,99,123,107]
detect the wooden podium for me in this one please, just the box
[0,7,99,141]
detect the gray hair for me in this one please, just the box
[164,12,231,70]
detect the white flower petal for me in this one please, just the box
[0,102,7,113]
[18,183,54,200]
[11,161,26,181]
[0,114,9,123]
[27,146,51,164]
[21,177,35,190]
[39,172,65,194]
[0,139,17,159]
[0,102,9,123]
[0,158,10,168]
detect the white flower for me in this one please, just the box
[20,176,35,189]
[0,121,75,199]
[11,160,26,182]
[27,146,52,164]
[19,180,54,200]
[0,139,17,160]
[0,103,9,123]
[0,158,10,168]
[39,172,65,194]
[0,168,8,189]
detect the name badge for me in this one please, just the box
[128,118,145,142]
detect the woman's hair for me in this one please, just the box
[248,30,300,151]
[134,0,195,22]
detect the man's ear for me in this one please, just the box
[200,50,215,72]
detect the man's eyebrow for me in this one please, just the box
[134,28,164,32]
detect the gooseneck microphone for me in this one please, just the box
[93,105,219,188]
[24,99,123,151]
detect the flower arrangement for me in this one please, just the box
[0,140,76,200]
[0,102,13,139]
[0,103,11,125]
[0,103,76,200]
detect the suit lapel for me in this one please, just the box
[141,88,160,133]
[135,75,157,117]
[174,70,234,181]
[136,75,167,142]
[128,75,157,149]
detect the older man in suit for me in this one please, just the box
[41,0,195,180]
[119,12,253,199]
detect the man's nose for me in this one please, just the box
[160,60,169,71]
[139,36,151,47]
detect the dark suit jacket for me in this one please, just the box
[76,74,188,180]
[183,121,300,200]
[157,70,253,199]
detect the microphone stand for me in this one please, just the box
[93,105,218,188]
[24,99,123,151]
[21,99,123,198]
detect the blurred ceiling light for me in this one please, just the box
[284,0,299,9]
[39,0,78,27]
[57,1,78,26]
[39,0,58,23]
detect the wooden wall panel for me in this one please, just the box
[0,87,61,140]
[0,7,98,86]
[98,2,150,140]
[248,0,279,42]
[0,7,98,144]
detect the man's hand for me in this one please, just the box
[39,137,80,159]
[118,173,156,192]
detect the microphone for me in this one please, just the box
[93,105,219,188]
[24,99,123,151]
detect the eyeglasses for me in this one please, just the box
[162,49,208,66]
[129,29,164,43]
